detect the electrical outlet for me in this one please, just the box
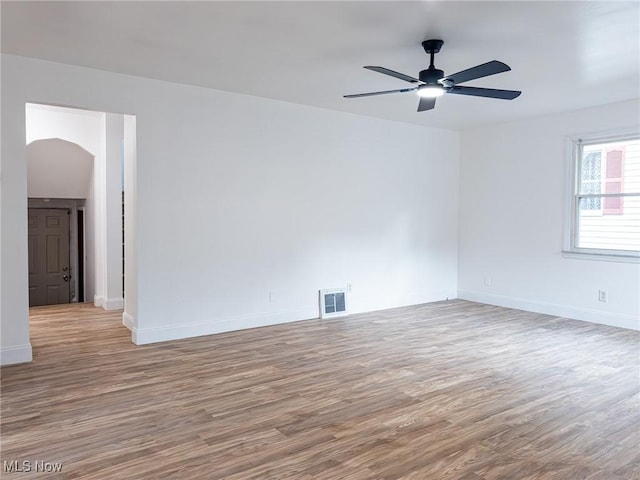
[598,290,608,302]
[483,276,492,287]
[346,283,352,293]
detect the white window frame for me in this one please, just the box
[563,128,640,262]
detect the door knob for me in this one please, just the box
[62,275,70,282]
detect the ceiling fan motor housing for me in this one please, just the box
[419,67,444,85]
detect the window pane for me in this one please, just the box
[579,179,601,211]
[618,140,640,194]
[580,151,602,184]
[578,150,602,210]
[324,293,336,313]
[577,195,640,251]
[335,292,345,312]
[580,139,640,195]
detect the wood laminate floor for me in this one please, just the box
[1,300,639,479]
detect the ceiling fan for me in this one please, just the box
[344,39,521,112]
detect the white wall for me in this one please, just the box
[101,113,124,310]
[458,99,640,330]
[27,138,94,199]
[1,54,459,362]
[1,70,31,365]
[123,115,138,328]
[26,103,104,149]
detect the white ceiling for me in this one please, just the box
[2,1,639,130]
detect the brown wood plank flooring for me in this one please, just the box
[1,300,638,479]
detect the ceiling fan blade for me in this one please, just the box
[364,66,421,84]
[417,97,436,112]
[344,87,418,98]
[442,60,511,85]
[447,86,521,100]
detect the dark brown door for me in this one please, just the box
[28,208,71,306]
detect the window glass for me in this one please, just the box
[579,150,602,210]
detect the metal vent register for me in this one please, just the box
[319,288,348,319]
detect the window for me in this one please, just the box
[567,133,640,258]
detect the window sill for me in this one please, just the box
[562,250,640,263]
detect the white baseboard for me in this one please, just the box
[131,308,314,345]
[122,311,134,331]
[128,293,455,345]
[0,344,33,365]
[94,295,105,308]
[95,296,123,311]
[104,297,124,311]
[458,289,639,331]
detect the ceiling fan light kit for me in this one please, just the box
[344,39,521,112]
[417,85,444,98]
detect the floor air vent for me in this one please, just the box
[319,288,348,319]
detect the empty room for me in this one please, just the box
[1,2,639,479]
